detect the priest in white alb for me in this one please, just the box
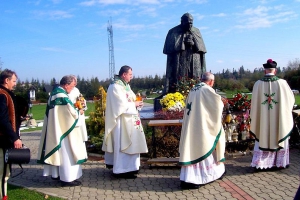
[250,59,295,169]
[37,75,87,187]
[179,72,226,189]
[102,65,148,179]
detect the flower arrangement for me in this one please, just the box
[228,93,251,111]
[74,94,86,109]
[175,76,200,98]
[160,92,186,111]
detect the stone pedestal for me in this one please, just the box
[154,94,164,112]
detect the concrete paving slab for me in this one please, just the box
[8,131,300,200]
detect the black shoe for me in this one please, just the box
[51,176,60,180]
[61,180,81,187]
[113,173,137,179]
[106,164,113,169]
[180,181,201,190]
[129,170,139,175]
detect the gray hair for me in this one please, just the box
[60,75,75,86]
[265,68,276,73]
[201,72,214,82]
[0,69,17,84]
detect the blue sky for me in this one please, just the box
[1,0,300,83]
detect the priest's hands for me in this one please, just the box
[79,109,84,115]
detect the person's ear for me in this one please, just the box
[4,78,9,84]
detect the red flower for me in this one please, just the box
[267,59,273,63]
[136,120,140,125]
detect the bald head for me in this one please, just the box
[201,72,215,87]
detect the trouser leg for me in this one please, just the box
[0,148,10,198]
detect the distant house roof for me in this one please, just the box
[43,84,59,94]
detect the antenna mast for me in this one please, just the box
[107,18,115,79]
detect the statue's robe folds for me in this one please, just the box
[163,25,207,93]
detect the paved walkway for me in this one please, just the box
[8,131,300,200]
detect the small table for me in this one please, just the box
[147,119,182,165]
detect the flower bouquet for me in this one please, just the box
[74,94,86,110]
[228,93,251,111]
[175,76,200,98]
[159,92,186,112]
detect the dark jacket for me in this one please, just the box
[0,85,19,149]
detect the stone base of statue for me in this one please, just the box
[154,94,164,112]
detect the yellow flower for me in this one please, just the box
[160,92,185,111]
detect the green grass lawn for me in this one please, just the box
[21,102,95,132]
[30,102,95,121]
[8,184,63,200]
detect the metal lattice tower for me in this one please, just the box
[107,18,115,79]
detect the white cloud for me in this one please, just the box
[98,8,133,17]
[113,19,146,31]
[235,5,297,29]
[32,10,73,20]
[137,7,158,17]
[41,47,71,53]
[51,0,63,4]
[212,13,227,17]
[186,0,207,4]
[193,13,205,21]
[80,0,161,6]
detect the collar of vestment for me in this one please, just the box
[261,75,279,82]
[191,82,206,92]
[112,76,130,91]
[48,86,72,107]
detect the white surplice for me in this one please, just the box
[43,132,83,182]
[104,105,140,173]
[180,152,225,185]
[251,140,289,169]
[102,76,148,174]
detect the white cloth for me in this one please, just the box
[251,140,289,169]
[180,152,225,185]
[102,76,148,174]
[179,82,226,185]
[43,134,83,182]
[37,86,87,182]
[179,82,226,165]
[69,87,88,141]
[250,76,294,150]
[104,112,140,174]
[68,87,80,103]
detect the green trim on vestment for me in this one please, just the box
[112,76,130,91]
[178,127,223,165]
[250,128,292,152]
[77,158,88,164]
[43,119,78,161]
[191,82,205,92]
[261,76,279,82]
[37,86,78,163]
